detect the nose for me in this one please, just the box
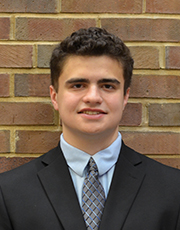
[82,85,103,105]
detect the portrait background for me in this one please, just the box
[0,0,179,172]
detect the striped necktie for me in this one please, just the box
[82,157,106,230]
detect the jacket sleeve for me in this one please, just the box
[175,205,180,230]
[0,187,13,230]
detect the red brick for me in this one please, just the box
[37,45,56,68]
[130,75,180,99]
[121,132,180,155]
[120,103,142,126]
[16,18,96,41]
[130,46,159,69]
[16,131,61,153]
[153,158,180,170]
[146,0,180,14]
[15,74,51,97]
[0,103,54,125]
[149,103,180,126]
[0,0,58,13]
[0,74,10,97]
[61,0,142,13]
[0,130,10,153]
[0,17,10,39]
[101,18,180,42]
[0,45,33,68]
[166,47,180,69]
[0,157,35,173]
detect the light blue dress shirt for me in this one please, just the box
[60,132,122,206]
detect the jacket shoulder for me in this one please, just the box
[0,144,61,184]
[121,142,180,182]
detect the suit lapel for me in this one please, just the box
[99,142,146,230]
[37,145,86,230]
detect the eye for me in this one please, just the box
[73,83,84,88]
[102,84,115,90]
[70,83,87,90]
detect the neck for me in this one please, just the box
[62,129,119,155]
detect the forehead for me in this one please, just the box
[60,55,124,81]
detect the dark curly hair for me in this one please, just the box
[50,27,134,95]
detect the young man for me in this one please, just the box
[0,27,180,230]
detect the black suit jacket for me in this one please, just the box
[0,142,180,230]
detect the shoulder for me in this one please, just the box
[121,142,180,185]
[0,144,61,186]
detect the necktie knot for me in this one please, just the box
[88,157,98,178]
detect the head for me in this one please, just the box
[50,27,134,95]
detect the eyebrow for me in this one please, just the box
[98,78,120,85]
[65,78,90,85]
[65,78,120,85]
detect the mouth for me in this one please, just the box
[81,111,102,115]
[78,109,106,115]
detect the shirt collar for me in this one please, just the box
[60,133,122,177]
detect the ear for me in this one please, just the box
[123,87,130,110]
[50,85,59,111]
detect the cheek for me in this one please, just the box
[109,98,126,122]
[108,96,124,111]
[58,94,78,113]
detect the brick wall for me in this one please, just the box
[0,0,180,172]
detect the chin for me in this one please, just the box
[80,128,104,135]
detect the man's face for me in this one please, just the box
[50,55,129,143]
